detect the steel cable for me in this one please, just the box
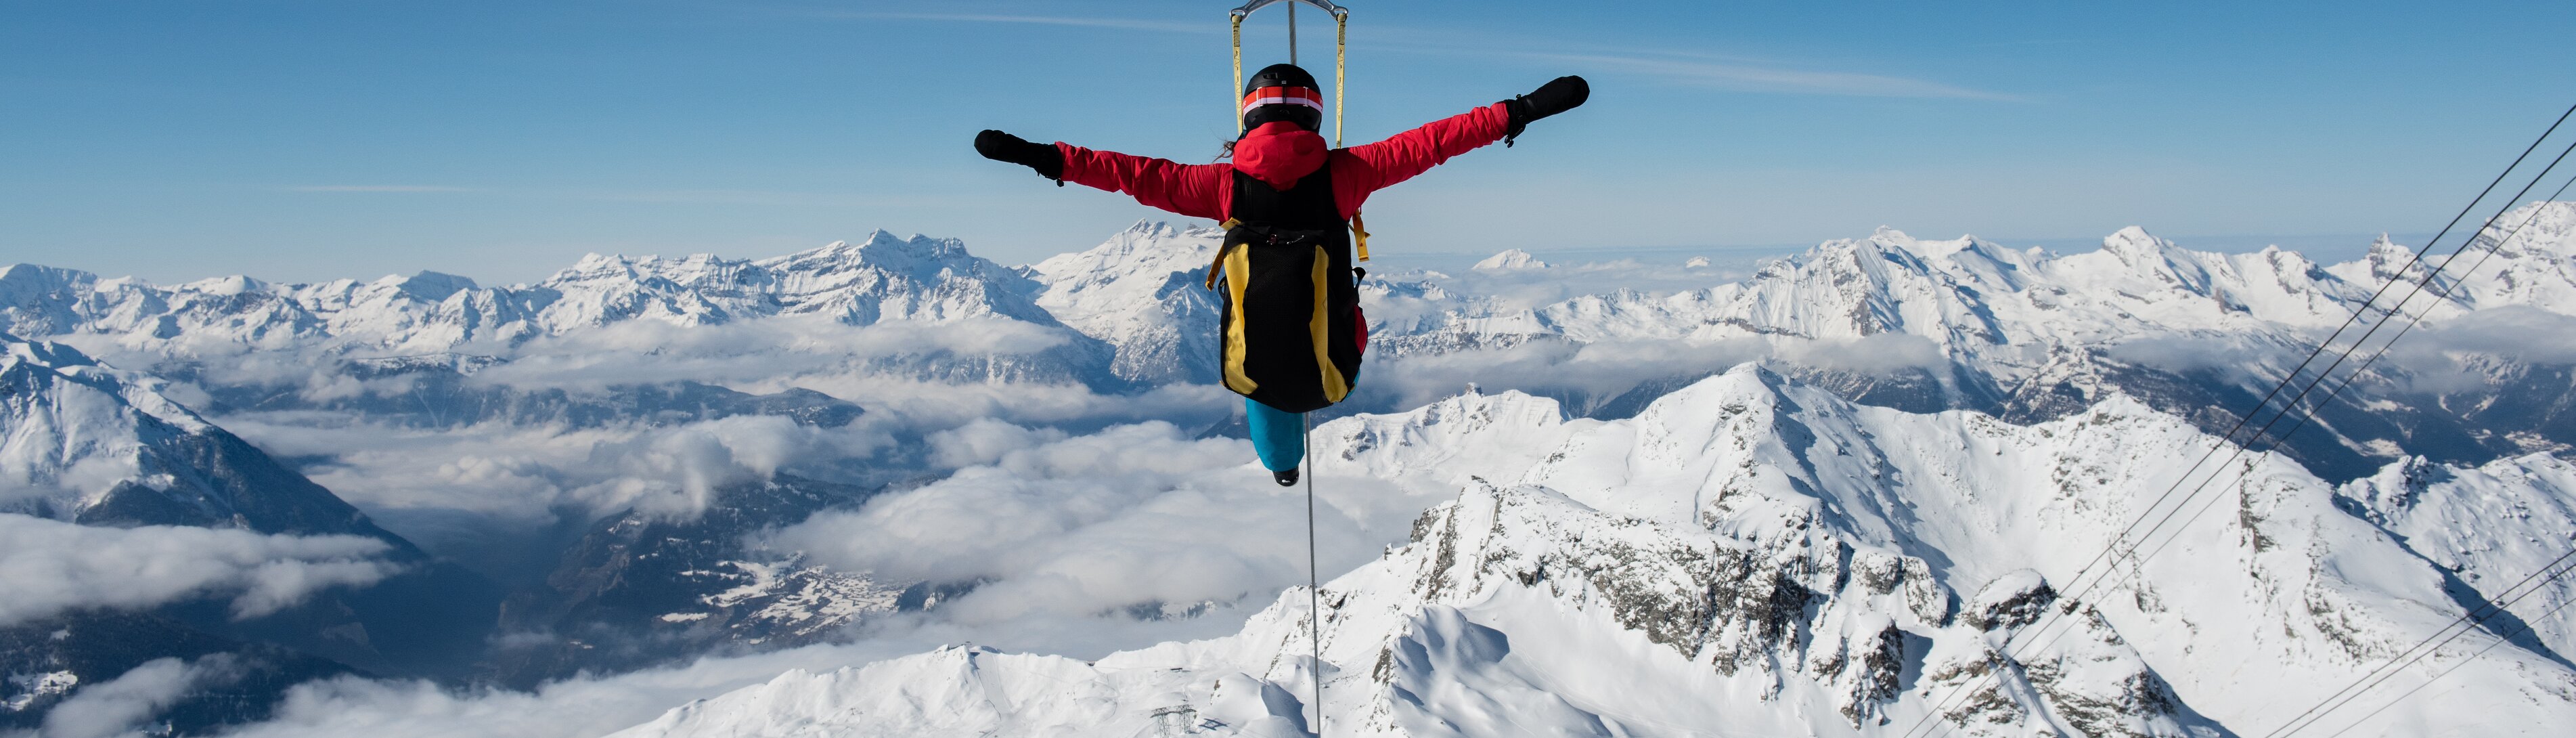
[1898,103,2576,738]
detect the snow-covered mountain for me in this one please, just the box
[613,366,2576,737]
[16,210,2576,737]
[1,332,403,537]
[13,208,2576,474]
[1026,221,1226,385]
[1471,248,1550,271]
[2346,452,2576,658]
[1,231,1049,351]
[1,332,504,732]
[1353,204,2576,479]
[0,231,1119,393]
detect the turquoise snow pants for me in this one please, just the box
[1245,397,1306,473]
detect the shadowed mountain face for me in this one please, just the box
[0,610,354,736]
[487,475,897,689]
[185,358,866,431]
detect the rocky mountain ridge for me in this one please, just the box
[612,366,2576,736]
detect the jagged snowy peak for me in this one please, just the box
[1392,225,2384,362]
[1471,248,1549,271]
[1347,213,2576,480]
[1578,207,2558,353]
[610,366,2576,736]
[533,231,1058,332]
[2317,201,2576,316]
[2433,200,2576,313]
[0,230,1071,357]
[0,332,376,534]
[1025,221,1227,384]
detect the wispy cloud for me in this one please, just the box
[271,184,967,208]
[810,7,2015,102]
[805,11,1211,35]
[1522,51,2023,101]
[0,513,403,626]
[285,185,477,193]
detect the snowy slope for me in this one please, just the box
[610,366,2576,737]
[1027,221,1227,385]
[2346,453,2576,660]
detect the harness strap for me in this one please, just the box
[1349,212,1370,263]
[1333,11,1346,148]
[1205,218,1242,290]
[1232,16,1245,135]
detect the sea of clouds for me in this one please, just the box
[26,236,2567,737]
[0,515,400,628]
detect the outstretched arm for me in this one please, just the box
[1055,144,1229,221]
[1332,104,1509,209]
[1333,77,1589,214]
[970,129,1228,221]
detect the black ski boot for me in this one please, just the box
[1272,467,1300,487]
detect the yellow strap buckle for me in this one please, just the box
[1350,213,1371,263]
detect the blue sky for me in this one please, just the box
[4,0,2573,285]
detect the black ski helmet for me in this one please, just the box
[1241,63,1324,133]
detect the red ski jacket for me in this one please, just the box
[1055,103,1512,221]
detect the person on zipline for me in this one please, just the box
[975,64,1588,486]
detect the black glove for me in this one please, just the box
[1501,76,1590,147]
[975,129,1064,182]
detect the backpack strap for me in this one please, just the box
[1212,160,1341,288]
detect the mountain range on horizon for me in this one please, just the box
[3,204,2575,736]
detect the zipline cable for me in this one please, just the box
[2004,135,2576,679]
[2128,165,2576,587]
[2318,561,2576,738]
[2245,168,2576,738]
[1222,7,1350,733]
[1942,163,2576,738]
[2070,150,2576,655]
[2267,546,2576,738]
[1302,412,1326,737]
[2014,100,2576,633]
[1916,135,2576,738]
[2049,97,2575,599]
[1972,100,2576,664]
[1897,103,2576,738]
